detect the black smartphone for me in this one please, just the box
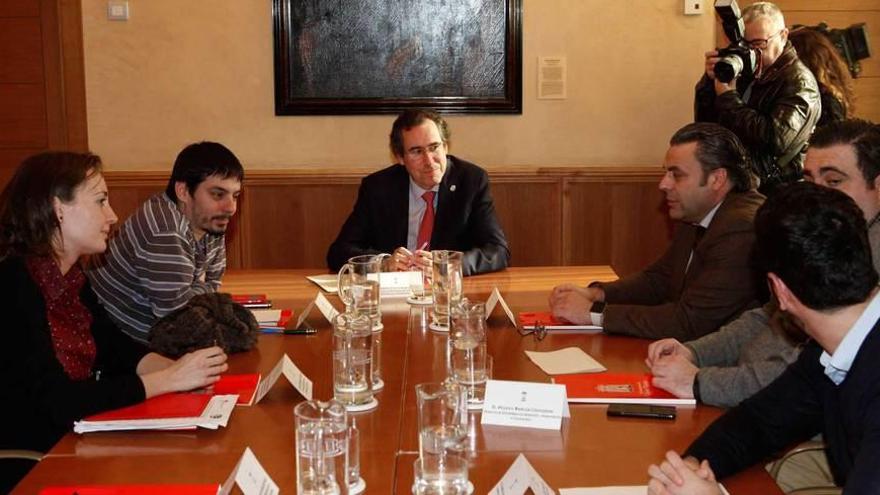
[607,404,676,420]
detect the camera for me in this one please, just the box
[713,0,758,83]
[792,22,872,78]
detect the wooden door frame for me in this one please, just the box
[41,0,88,151]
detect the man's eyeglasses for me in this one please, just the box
[745,30,783,50]
[517,322,547,341]
[405,142,444,159]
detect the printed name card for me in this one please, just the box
[296,292,339,330]
[254,354,314,403]
[481,379,570,431]
[219,447,279,495]
[378,271,422,297]
[485,287,517,326]
[489,453,555,495]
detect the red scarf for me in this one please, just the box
[26,256,96,381]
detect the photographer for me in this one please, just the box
[696,1,820,195]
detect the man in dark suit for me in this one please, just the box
[549,122,764,340]
[327,109,509,276]
[648,183,880,494]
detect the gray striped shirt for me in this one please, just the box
[87,193,226,342]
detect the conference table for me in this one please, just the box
[12,267,783,494]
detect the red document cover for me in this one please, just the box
[231,293,271,308]
[553,372,696,405]
[518,311,602,333]
[83,393,211,422]
[212,373,261,406]
[39,485,220,494]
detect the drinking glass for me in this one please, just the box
[332,313,374,409]
[431,251,463,331]
[338,254,382,326]
[450,300,488,409]
[415,381,468,463]
[412,454,469,495]
[294,399,350,495]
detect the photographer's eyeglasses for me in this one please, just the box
[745,29,784,50]
[517,322,547,341]
[405,142,444,159]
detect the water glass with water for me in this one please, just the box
[450,300,488,409]
[412,454,469,495]
[332,313,374,409]
[294,399,350,495]
[431,250,463,330]
[416,381,468,463]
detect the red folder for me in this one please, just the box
[83,393,211,422]
[212,373,260,406]
[231,293,271,308]
[553,372,696,405]
[39,485,220,494]
[518,311,569,327]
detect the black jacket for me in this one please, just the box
[326,156,510,276]
[696,43,821,194]
[0,256,148,453]
[685,322,880,493]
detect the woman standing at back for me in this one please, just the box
[790,27,856,128]
[0,152,228,492]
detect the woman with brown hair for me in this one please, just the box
[789,27,856,128]
[0,152,228,492]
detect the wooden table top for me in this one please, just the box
[12,267,782,494]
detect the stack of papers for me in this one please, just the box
[524,347,606,375]
[306,274,338,293]
[250,309,293,328]
[74,393,237,433]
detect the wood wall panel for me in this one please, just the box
[0,18,43,83]
[0,84,47,147]
[491,179,562,267]
[102,168,671,275]
[239,182,361,270]
[563,178,670,277]
[0,0,39,17]
[853,77,880,123]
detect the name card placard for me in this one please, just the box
[481,379,569,431]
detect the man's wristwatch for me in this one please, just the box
[589,301,606,327]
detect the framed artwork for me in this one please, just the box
[273,0,522,115]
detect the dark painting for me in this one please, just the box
[273,0,522,115]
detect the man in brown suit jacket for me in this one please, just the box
[550,122,764,340]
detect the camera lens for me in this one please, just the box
[715,55,743,83]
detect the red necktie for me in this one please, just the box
[416,191,435,250]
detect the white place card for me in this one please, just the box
[314,292,340,322]
[295,293,339,330]
[524,347,607,375]
[378,271,422,298]
[253,354,314,403]
[481,379,569,431]
[489,453,555,495]
[295,300,315,330]
[485,287,517,326]
[220,447,279,495]
[281,354,314,400]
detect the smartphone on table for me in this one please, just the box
[607,404,676,420]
